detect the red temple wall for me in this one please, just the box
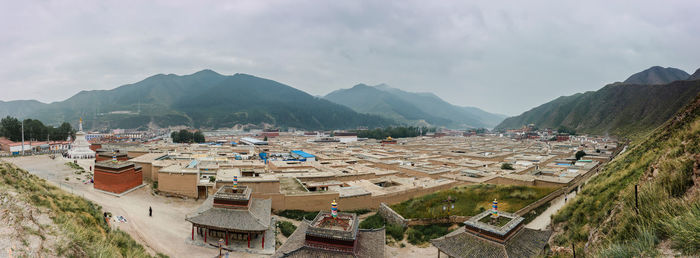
[94,167,142,194]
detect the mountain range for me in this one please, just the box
[0,70,393,130]
[324,84,506,128]
[495,66,700,136]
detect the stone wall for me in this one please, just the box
[378,203,407,228]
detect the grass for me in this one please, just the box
[276,221,297,237]
[358,213,385,229]
[0,162,162,257]
[550,95,700,256]
[478,216,511,227]
[391,184,557,219]
[358,213,404,241]
[276,210,320,221]
[406,224,455,245]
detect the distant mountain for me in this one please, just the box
[688,68,700,80]
[0,100,46,118]
[0,70,393,130]
[622,66,689,85]
[324,84,506,128]
[496,67,700,136]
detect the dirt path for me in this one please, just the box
[525,190,577,230]
[2,156,266,258]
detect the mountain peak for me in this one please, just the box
[688,68,700,81]
[192,69,221,76]
[623,66,689,85]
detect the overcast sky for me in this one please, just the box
[1,0,699,115]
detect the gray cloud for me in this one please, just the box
[1,0,699,115]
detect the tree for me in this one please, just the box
[575,150,587,160]
[263,135,268,141]
[0,116,22,141]
[170,131,180,143]
[193,131,205,143]
[501,163,515,170]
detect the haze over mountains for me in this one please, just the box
[0,70,507,130]
[324,84,506,129]
[0,70,393,130]
[496,66,700,136]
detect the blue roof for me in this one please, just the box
[291,150,315,158]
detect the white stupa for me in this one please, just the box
[67,118,95,159]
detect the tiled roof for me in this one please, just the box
[431,226,551,258]
[273,221,385,258]
[185,195,271,231]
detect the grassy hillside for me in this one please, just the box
[549,93,700,256]
[0,162,160,257]
[496,79,700,137]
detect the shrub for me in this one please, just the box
[277,221,297,237]
[386,223,405,241]
[277,210,319,221]
[359,213,385,229]
[406,224,453,245]
[500,163,514,170]
[345,209,371,215]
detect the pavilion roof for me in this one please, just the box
[430,226,551,258]
[185,195,271,232]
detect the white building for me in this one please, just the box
[67,118,96,159]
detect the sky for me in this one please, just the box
[1,0,699,115]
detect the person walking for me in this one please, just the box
[149,206,152,217]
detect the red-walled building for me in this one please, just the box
[89,143,102,152]
[95,151,129,162]
[556,133,570,142]
[94,161,143,194]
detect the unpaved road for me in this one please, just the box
[2,156,266,258]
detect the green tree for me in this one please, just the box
[501,163,515,170]
[575,150,587,160]
[170,131,180,143]
[193,131,205,143]
[0,116,22,141]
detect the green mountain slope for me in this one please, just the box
[623,66,690,85]
[549,93,700,256]
[173,74,391,129]
[0,100,47,118]
[495,77,700,136]
[1,70,392,130]
[324,84,506,128]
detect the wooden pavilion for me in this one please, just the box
[186,185,271,249]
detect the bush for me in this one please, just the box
[386,223,405,241]
[277,221,297,237]
[501,163,514,170]
[359,213,385,229]
[277,210,319,221]
[406,224,453,245]
[345,209,371,215]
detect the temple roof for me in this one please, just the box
[185,194,271,232]
[430,226,551,258]
[272,222,385,258]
